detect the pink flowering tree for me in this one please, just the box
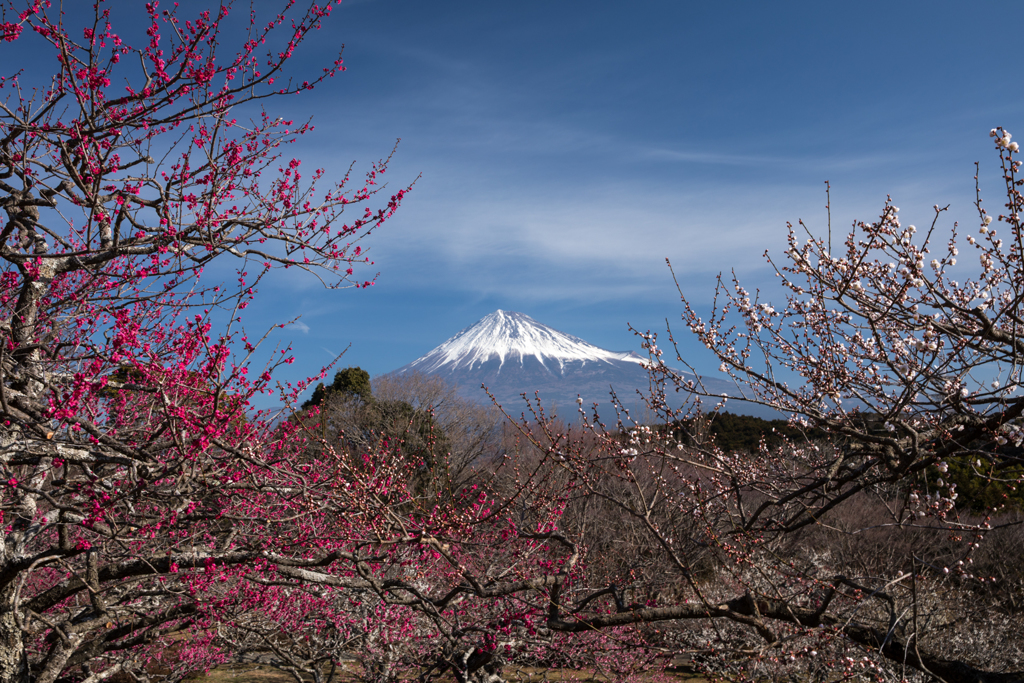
[0,5,653,683]
[0,0,428,680]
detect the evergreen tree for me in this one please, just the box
[303,366,372,408]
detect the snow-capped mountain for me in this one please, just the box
[404,310,646,375]
[391,310,770,417]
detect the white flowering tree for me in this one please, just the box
[500,129,1024,682]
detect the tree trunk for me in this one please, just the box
[0,583,27,683]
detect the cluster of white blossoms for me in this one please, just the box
[996,422,1024,447]
[981,251,995,272]
[992,128,1020,152]
[627,425,654,446]
[907,460,959,518]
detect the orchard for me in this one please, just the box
[0,1,1021,683]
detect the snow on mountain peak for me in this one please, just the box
[406,310,644,374]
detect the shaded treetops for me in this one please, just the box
[303,366,373,408]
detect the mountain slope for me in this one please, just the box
[391,310,771,418]
[403,310,644,374]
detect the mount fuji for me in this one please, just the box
[391,310,765,417]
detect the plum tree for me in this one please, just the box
[503,128,1024,682]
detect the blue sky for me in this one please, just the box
[17,0,1024,404]
[248,0,1023,397]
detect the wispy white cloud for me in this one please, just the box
[638,146,909,172]
[286,320,311,334]
[359,160,982,309]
